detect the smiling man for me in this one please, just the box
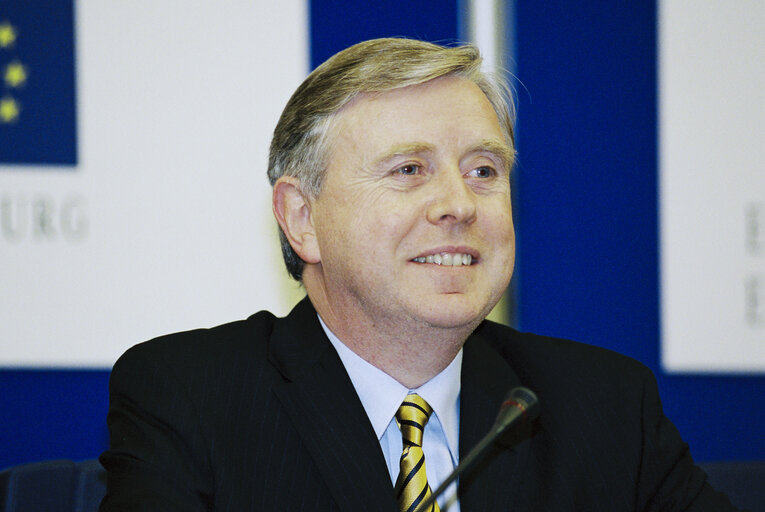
[274,73,515,389]
[100,39,739,511]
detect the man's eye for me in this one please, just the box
[469,166,495,178]
[396,164,421,175]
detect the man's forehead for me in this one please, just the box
[328,77,508,151]
[335,75,485,119]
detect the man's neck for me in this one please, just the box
[303,270,478,388]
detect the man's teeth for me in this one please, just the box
[412,253,473,266]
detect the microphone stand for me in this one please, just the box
[413,386,540,512]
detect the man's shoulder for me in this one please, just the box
[471,321,660,459]
[111,297,322,383]
[111,308,285,383]
[473,320,653,388]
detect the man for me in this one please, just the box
[99,38,738,511]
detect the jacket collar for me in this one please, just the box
[458,325,535,511]
[268,297,398,512]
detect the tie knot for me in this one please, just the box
[396,393,433,447]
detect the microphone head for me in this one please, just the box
[493,386,541,432]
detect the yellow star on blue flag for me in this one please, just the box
[0,21,17,48]
[4,60,28,87]
[0,95,21,123]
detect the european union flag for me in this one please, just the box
[0,0,77,165]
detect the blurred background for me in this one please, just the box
[1,0,763,469]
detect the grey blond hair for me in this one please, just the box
[267,37,515,280]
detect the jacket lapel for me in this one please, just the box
[458,328,535,512]
[268,298,398,512]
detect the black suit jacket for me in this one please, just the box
[99,298,737,511]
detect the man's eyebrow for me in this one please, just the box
[371,143,435,168]
[370,140,515,170]
[466,140,516,171]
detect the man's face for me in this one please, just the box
[308,76,515,332]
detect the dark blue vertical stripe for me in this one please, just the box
[513,1,764,461]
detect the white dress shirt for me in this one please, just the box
[320,316,462,511]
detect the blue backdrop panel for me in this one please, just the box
[0,0,77,165]
[0,371,109,468]
[513,1,764,460]
[309,0,459,68]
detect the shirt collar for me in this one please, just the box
[319,315,462,456]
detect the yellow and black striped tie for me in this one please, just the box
[395,393,440,512]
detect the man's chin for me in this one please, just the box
[413,298,491,331]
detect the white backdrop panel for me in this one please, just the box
[660,0,765,372]
[0,1,308,366]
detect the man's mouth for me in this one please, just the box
[411,252,474,266]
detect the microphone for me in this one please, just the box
[413,386,540,512]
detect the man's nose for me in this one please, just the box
[425,169,477,226]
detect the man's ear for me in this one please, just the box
[272,177,321,264]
